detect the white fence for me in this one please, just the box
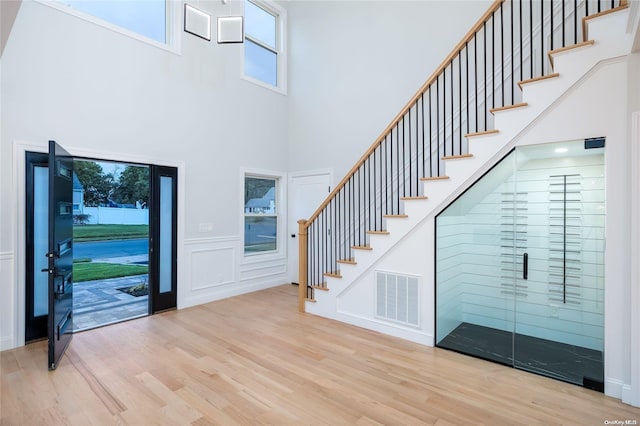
[83,206,149,225]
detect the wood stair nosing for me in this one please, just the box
[383,214,409,219]
[305,297,316,303]
[420,175,450,181]
[442,153,474,161]
[548,40,595,68]
[367,230,390,235]
[518,73,560,90]
[351,245,373,251]
[310,284,329,291]
[337,258,357,265]
[489,102,528,114]
[583,4,629,41]
[464,129,499,138]
[323,271,342,279]
[400,196,428,201]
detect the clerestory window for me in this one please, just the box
[243,0,287,93]
[45,0,175,49]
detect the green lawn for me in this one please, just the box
[73,262,148,282]
[73,224,149,242]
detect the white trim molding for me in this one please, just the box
[623,111,640,407]
[0,251,15,350]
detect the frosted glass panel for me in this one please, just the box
[34,166,49,317]
[159,176,173,293]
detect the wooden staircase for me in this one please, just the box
[298,1,635,332]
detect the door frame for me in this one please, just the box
[287,169,333,284]
[14,140,185,347]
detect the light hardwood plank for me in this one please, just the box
[2,285,639,425]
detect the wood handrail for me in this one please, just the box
[303,0,506,229]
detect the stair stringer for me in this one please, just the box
[305,7,635,343]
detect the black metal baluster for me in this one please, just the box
[429,87,433,177]
[541,0,544,76]
[436,77,441,173]
[551,0,554,51]
[484,22,487,130]
[574,0,578,44]
[388,128,394,214]
[395,125,400,214]
[383,136,387,217]
[466,42,470,138]
[409,109,413,196]
[458,52,462,155]
[401,117,406,197]
[443,66,447,157]
[492,12,495,110]
[511,0,514,105]
[450,60,454,157]
[530,0,534,78]
[519,0,523,82]
[563,0,566,47]
[474,33,478,133]
[373,148,377,231]
[501,2,504,107]
[421,93,425,180]
[356,169,360,246]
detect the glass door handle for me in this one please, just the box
[523,253,528,280]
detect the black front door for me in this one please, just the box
[47,140,74,370]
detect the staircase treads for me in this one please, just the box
[310,285,329,291]
[367,230,390,235]
[464,129,499,138]
[305,297,316,303]
[351,245,373,251]
[323,271,342,278]
[548,40,595,68]
[490,102,528,114]
[420,175,450,181]
[337,258,357,265]
[583,3,629,40]
[384,214,408,219]
[401,196,428,200]
[518,73,560,89]
[442,153,474,160]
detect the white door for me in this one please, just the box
[288,171,332,283]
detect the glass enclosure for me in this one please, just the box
[435,140,605,390]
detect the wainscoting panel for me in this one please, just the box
[180,237,289,309]
[0,252,15,350]
[190,246,236,291]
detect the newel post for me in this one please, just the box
[297,219,308,313]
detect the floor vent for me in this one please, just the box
[376,271,419,327]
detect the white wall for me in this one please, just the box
[0,0,290,349]
[286,0,493,183]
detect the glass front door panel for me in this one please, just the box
[159,175,173,294]
[33,166,49,317]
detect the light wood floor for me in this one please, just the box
[2,285,639,425]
